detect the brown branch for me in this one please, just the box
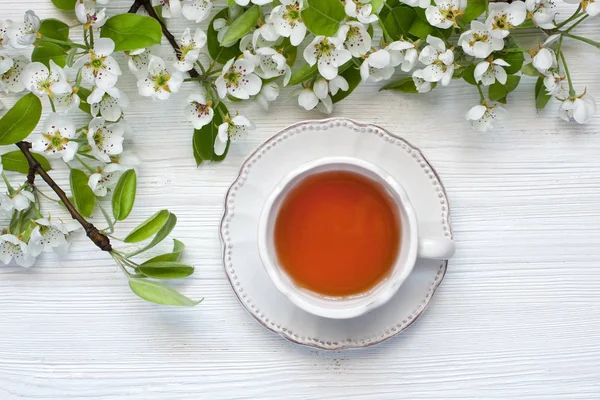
[128,0,144,13]
[15,141,112,252]
[130,0,201,79]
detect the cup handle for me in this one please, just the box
[417,237,456,260]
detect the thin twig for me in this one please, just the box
[15,141,112,252]
[130,0,201,79]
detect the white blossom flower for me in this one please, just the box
[559,92,597,124]
[28,217,80,257]
[253,23,280,47]
[543,71,566,96]
[184,92,214,129]
[328,75,349,96]
[338,21,371,58]
[7,10,40,48]
[563,0,600,17]
[361,50,394,82]
[257,82,280,109]
[0,234,35,267]
[53,89,81,114]
[344,0,378,24]
[152,0,182,18]
[174,28,207,72]
[137,55,183,100]
[303,36,352,80]
[234,0,274,5]
[458,21,504,58]
[214,115,254,156]
[254,47,291,83]
[474,58,510,86]
[75,38,122,89]
[127,48,151,78]
[213,18,229,44]
[113,150,141,170]
[386,40,418,72]
[32,113,78,162]
[88,163,123,197]
[215,57,262,99]
[0,56,26,93]
[412,69,433,93]
[418,35,455,86]
[465,103,507,132]
[88,87,129,121]
[532,47,556,74]
[87,117,125,162]
[182,0,213,23]
[425,0,466,28]
[268,0,307,46]
[297,78,333,114]
[0,55,13,75]
[0,20,11,50]
[75,0,107,28]
[0,188,35,216]
[400,0,430,7]
[525,0,556,29]
[486,1,527,38]
[21,60,71,97]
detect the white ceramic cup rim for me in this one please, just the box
[257,157,420,319]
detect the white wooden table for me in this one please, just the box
[1,2,600,399]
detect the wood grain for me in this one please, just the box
[1,1,600,399]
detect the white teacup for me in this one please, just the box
[258,157,455,319]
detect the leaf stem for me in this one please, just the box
[562,32,600,48]
[558,50,576,97]
[75,155,96,173]
[476,84,485,102]
[88,26,95,48]
[554,5,582,29]
[38,36,87,50]
[97,201,116,234]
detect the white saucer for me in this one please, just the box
[220,118,452,350]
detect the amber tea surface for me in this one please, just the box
[274,170,401,297]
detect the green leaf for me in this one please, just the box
[462,64,477,85]
[76,87,92,114]
[100,14,162,52]
[51,0,76,10]
[505,75,521,92]
[384,6,418,41]
[488,75,521,102]
[279,38,298,67]
[535,76,552,110]
[521,63,540,77]
[112,169,137,221]
[137,261,194,279]
[1,150,51,174]
[332,65,362,103]
[408,18,451,40]
[193,103,229,165]
[462,0,488,24]
[370,0,385,12]
[287,62,318,86]
[124,209,171,243]
[0,93,42,146]
[488,82,508,101]
[380,77,418,93]
[220,5,261,47]
[501,51,525,75]
[70,169,95,217]
[128,212,177,257]
[128,278,200,306]
[38,19,70,48]
[207,9,242,64]
[143,239,185,263]
[31,42,67,68]
[301,0,346,36]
